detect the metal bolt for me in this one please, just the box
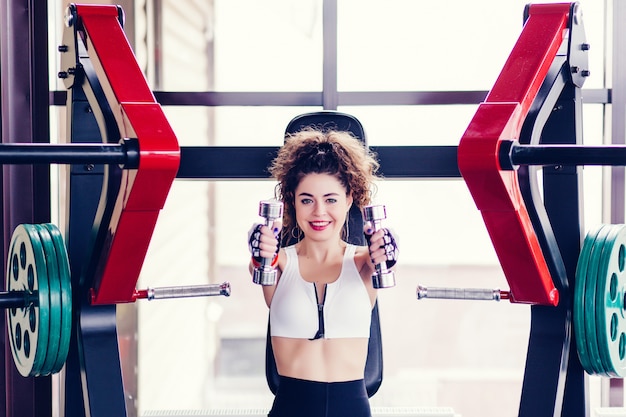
[581,70,591,77]
[58,45,68,53]
[58,71,68,79]
[581,43,591,51]
[572,3,582,25]
[64,7,74,27]
[84,164,95,172]
[571,66,579,74]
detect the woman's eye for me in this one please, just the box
[301,198,313,204]
[327,198,337,204]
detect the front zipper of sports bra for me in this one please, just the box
[309,283,327,340]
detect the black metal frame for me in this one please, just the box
[1,1,52,416]
[513,9,586,414]
[61,64,127,417]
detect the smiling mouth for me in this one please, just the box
[309,221,331,231]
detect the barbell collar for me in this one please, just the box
[501,140,626,169]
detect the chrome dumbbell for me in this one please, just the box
[252,199,284,286]
[363,204,396,289]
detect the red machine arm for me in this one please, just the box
[458,4,572,306]
[71,4,180,304]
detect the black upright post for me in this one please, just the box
[543,84,587,417]
[517,82,586,417]
[62,85,102,417]
[61,22,128,417]
[0,1,51,417]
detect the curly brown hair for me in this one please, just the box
[269,127,380,242]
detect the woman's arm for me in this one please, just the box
[248,222,283,307]
[359,227,399,299]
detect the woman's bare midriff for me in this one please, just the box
[271,336,369,382]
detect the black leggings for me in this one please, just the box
[268,376,371,417]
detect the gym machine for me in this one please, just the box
[418,3,617,417]
[0,2,622,417]
[2,4,230,416]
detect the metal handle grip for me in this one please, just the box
[416,285,509,301]
[253,200,283,286]
[362,204,395,289]
[137,283,231,300]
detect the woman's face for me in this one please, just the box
[294,173,353,242]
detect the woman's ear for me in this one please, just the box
[346,194,353,210]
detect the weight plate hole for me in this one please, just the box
[15,323,22,350]
[611,273,618,301]
[612,313,618,341]
[27,265,34,291]
[620,244,626,272]
[11,253,18,281]
[19,242,26,269]
[29,305,36,333]
[23,331,30,358]
[620,333,626,361]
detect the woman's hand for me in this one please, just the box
[248,221,282,262]
[364,225,399,269]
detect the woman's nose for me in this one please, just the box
[313,202,325,215]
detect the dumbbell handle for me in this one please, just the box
[363,205,395,289]
[258,217,276,269]
[134,282,231,301]
[416,285,510,301]
[253,200,283,286]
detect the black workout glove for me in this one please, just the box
[365,227,399,269]
[248,224,264,263]
[248,223,280,264]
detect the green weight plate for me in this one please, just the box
[595,224,626,376]
[6,224,50,377]
[42,223,72,373]
[34,225,61,377]
[584,224,611,375]
[593,225,622,376]
[574,225,604,374]
[574,225,604,375]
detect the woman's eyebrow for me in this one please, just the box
[296,192,340,197]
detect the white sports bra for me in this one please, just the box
[269,244,372,339]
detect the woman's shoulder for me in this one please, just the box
[350,244,376,296]
[351,244,370,267]
[351,243,368,255]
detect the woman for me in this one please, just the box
[248,128,398,417]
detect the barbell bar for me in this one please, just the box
[1,140,626,169]
[0,291,39,309]
[500,140,626,169]
[0,139,138,167]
